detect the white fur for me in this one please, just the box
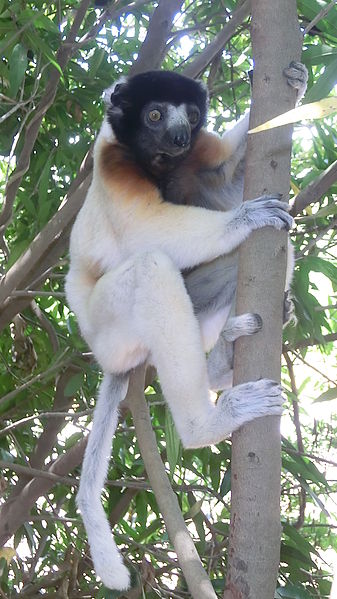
[66,107,292,591]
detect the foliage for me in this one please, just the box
[0,0,336,597]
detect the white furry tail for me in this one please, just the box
[77,373,130,590]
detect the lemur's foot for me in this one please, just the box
[284,61,308,100]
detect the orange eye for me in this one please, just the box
[149,109,162,122]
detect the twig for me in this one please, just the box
[291,349,337,386]
[11,290,65,297]
[182,0,251,78]
[296,216,337,259]
[304,0,337,35]
[127,367,217,599]
[77,0,149,47]
[30,300,60,353]
[0,173,92,309]
[314,304,337,311]
[283,447,337,469]
[0,459,78,486]
[284,352,306,529]
[284,332,337,350]
[291,159,337,216]
[0,437,87,545]
[0,348,71,408]
[0,410,92,436]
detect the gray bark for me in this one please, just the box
[224,2,302,598]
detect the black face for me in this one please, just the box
[106,70,208,177]
[134,100,201,173]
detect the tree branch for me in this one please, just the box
[303,0,337,35]
[127,367,217,599]
[182,0,251,78]
[291,159,337,216]
[0,437,87,545]
[224,2,303,598]
[0,0,92,233]
[284,332,337,350]
[129,0,184,75]
[0,170,92,324]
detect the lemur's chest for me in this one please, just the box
[161,160,244,211]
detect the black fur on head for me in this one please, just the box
[107,70,208,149]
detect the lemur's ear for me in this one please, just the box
[110,82,131,109]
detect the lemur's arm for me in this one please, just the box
[97,138,292,271]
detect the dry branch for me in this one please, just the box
[127,367,217,599]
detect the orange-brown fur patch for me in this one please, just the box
[187,129,231,169]
[99,141,159,203]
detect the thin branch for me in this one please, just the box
[30,300,60,353]
[0,410,91,437]
[284,332,337,350]
[0,171,92,309]
[129,0,184,75]
[78,0,149,47]
[284,352,306,529]
[314,304,337,311]
[0,459,78,485]
[0,349,71,408]
[283,447,337,469]
[303,0,337,35]
[0,436,87,545]
[0,0,92,232]
[182,0,251,78]
[296,215,337,259]
[291,159,337,216]
[291,349,337,386]
[11,290,65,297]
[127,367,217,599]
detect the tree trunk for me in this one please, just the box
[224,3,302,598]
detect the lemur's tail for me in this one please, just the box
[77,373,130,590]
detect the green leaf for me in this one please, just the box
[9,43,27,97]
[300,480,330,516]
[304,256,337,288]
[64,373,84,396]
[283,523,320,559]
[280,543,315,568]
[64,432,83,450]
[303,44,337,65]
[220,469,231,497]
[184,499,203,520]
[97,587,123,599]
[314,386,337,402]
[165,407,181,474]
[305,57,337,102]
[276,583,313,598]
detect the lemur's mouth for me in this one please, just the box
[158,146,190,159]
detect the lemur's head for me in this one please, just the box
[106,70,208,175]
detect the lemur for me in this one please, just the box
[66,65,307,590]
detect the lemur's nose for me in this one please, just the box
[171,126,190,147]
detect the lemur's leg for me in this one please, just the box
[88,250,282,448]
[207,313,263,391]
